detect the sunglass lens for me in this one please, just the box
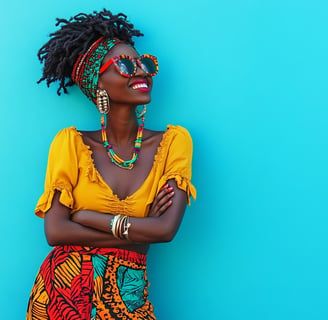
[140,57,158,75]
[117,58,135,76]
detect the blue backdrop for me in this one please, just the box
[1,0,328,319]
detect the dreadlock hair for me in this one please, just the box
[37,9,143,95]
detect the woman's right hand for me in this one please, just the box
[148,184,175,217]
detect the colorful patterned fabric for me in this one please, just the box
[71,37,123,104]
[26,246,156,320]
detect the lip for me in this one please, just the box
[129,78,151,92]
[129,79,148,86]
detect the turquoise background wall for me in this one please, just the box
[1,0,328,319]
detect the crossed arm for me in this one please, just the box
[44,179,187,248]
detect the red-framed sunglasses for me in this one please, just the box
[99,54,159,77]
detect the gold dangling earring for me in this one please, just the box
[96,89,110,115]
[136,105,147,118]
[97,89,110,144]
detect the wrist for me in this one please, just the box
[110,214,132,240]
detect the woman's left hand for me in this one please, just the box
[148,184,174,217]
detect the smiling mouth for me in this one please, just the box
[130,81,150,92]
[131,83,149,90]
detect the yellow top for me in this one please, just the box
[35,125,196,218]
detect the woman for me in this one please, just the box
[27,9,196,320]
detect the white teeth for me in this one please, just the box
[131,83,148,89]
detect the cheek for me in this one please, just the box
[98,75,129,97]
[108,84,131,103]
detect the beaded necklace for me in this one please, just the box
[100,115,145,169]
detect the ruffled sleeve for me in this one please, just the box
[35,127,79,218]
[157,125,196,204]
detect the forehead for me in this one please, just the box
[102,43,139,64]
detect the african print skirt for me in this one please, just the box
[27,246,156,320]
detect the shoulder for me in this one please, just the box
[141,128,165,150]
[49,126,81,152]
[166,125,193,145]
[143,125,193,151]
[52,126,79,140]
[160,125,194,174]
[158,125,194,159]
[167,124,192,136]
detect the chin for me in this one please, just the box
[134,95,152,105]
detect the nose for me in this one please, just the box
[134,61,146,77]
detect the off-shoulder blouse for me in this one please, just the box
[35,125,196,218]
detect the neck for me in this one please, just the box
[106,104,139,146]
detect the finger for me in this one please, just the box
[154,190,174,208]
[149,186,174,217]
[153,191,174,213]
[156,199,173,215]
[151,187,171,210]
[156,186,174,201]
[160,183,169,191]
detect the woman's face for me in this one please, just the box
[97,43,153,106]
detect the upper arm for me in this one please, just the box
[160,178,188,240]
[44,190,72,244]
[35,128,79,218]
[35,128,79,244]
[155,127,196,240]
[158,126,196,204]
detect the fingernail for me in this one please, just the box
[161,184,168,191]
[168,187,173,191]
[170,191,175,196]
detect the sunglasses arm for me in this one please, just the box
[99,59,114,74]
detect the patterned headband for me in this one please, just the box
[72,37,123,103]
